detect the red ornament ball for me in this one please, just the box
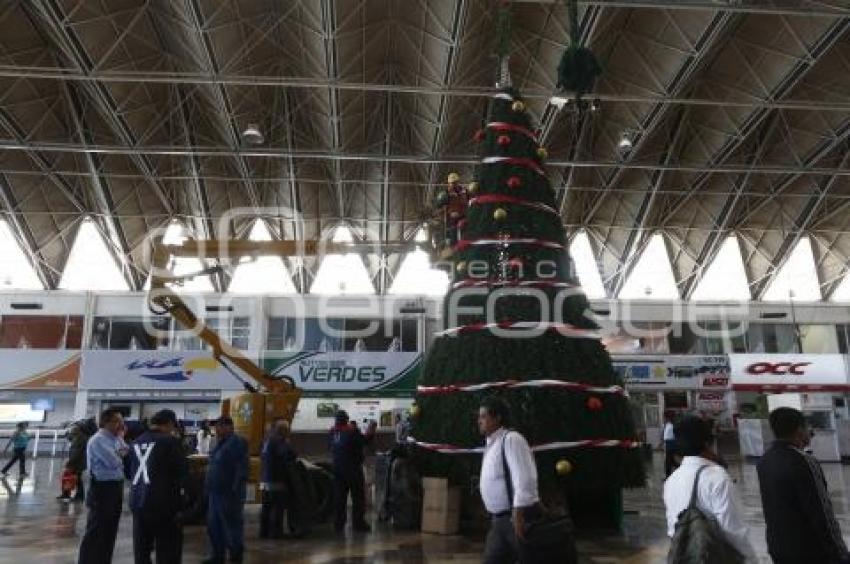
[497,134,511,147]
[586,397,603,411]
[507,257,524,269]
[507,176,522,189]
[457,219,468,230]
[473,129,486,143]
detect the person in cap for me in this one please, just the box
[127,409,187,564]
[328,410,375,533]
[203,416,249,564]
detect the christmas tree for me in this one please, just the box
[411,80,645,528]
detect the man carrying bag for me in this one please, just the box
[478,398,577,564]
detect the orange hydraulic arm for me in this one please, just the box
[147,236,419,393]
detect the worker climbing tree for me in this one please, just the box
[410,0,643,530]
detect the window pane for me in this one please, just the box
[232,317,250,350]
[401,319,418,352]
[66,316,84,349]
[106,317,169,350]
[0,316,68,348]
[668,323,698,354]
[747,323,798,353]
[799,324,839,354]
[267,318,287,350]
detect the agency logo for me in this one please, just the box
[745,362,811,376]
[127,356,218,382]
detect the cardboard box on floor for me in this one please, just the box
[421,477,461,534]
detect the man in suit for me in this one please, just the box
[757,407,849,564]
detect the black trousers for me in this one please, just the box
[74,471,86,501]
[483,514,521,564]
[333,466,366,530]
[78,480,123,564]
[259,489,286,538]
[132,509,183,564]
[2,447,26,475]
[664,440,678,477]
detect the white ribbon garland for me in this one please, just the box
[417,379,624,396]
[435,321,602,339]
[409,437,641,454]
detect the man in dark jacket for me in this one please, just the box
[259,419,296,539]
[127,409,186,564]
[757,407,850,564]
[329,410,375,533]
[203,416,249,564]
[65,417,96,502]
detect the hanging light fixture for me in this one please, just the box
[617,129,636,155]
[241,123,264,145]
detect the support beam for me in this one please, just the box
[661,18,850,224]
[0,140,847,178]
[321,0,345,217]
[379,89,394,295]
[584,11,737,221]
[179,0,262,210]
[424,0,468,208]
[1,66,847,113]
[680,113,782,299]
[608,106,690,297]
[753,145,850,300]
[0,174,57,289]
[23,0,174,214]
[63,81,142,290]
[177,85,225,292]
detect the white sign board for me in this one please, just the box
[613,355,730,389]
[729,354,849,391]
[80,351,248,391]
[0,350,80,389]
[265,352,420,394]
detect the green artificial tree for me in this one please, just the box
[411,77,644,530]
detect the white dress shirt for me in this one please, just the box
[664,456,757,562]
[196,430,212,455]
[479,428,539,514]
[663,422,675,441]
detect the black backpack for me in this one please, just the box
[667,465,745,564]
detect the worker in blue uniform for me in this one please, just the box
[203,416,249,564]
[329,410,375,533]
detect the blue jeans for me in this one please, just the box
[206,493,244,562]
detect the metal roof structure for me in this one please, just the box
[0,0,848,298]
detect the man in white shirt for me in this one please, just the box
[478,397,539,564]
[663,415,756,562]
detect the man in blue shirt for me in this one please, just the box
[78,408,129,564]
[203,416,248,564]
[1,422,31,478]
[127,409,187,564]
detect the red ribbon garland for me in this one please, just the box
[454,237,565,252]
[487,121,538,141]
[482,156,545,176]
[469,194,558,215]
[452,279,573,289]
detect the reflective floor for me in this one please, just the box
[1,453,850,563]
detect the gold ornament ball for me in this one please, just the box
[493,208,508,221]
[512,100,526,112]
[456,261,467,273]
[411,405,421,417]
[555,459,572,476]
[537,147,548,160]
[468,181,479,195]
[447,172,460,184]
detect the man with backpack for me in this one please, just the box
[664,415,756,563]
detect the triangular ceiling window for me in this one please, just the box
[0,220,44,290]
[228,220,297,294]
[310,226,374,295]
[569,231,605,299]
[145,222,214,293]
[618,233,680,300]
[830,272,850,302]
[59,218,129,291]
[691,236,751,301]
[389,249,450,296]
[763,236,821,301]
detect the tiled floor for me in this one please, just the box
[1,453,849,563]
